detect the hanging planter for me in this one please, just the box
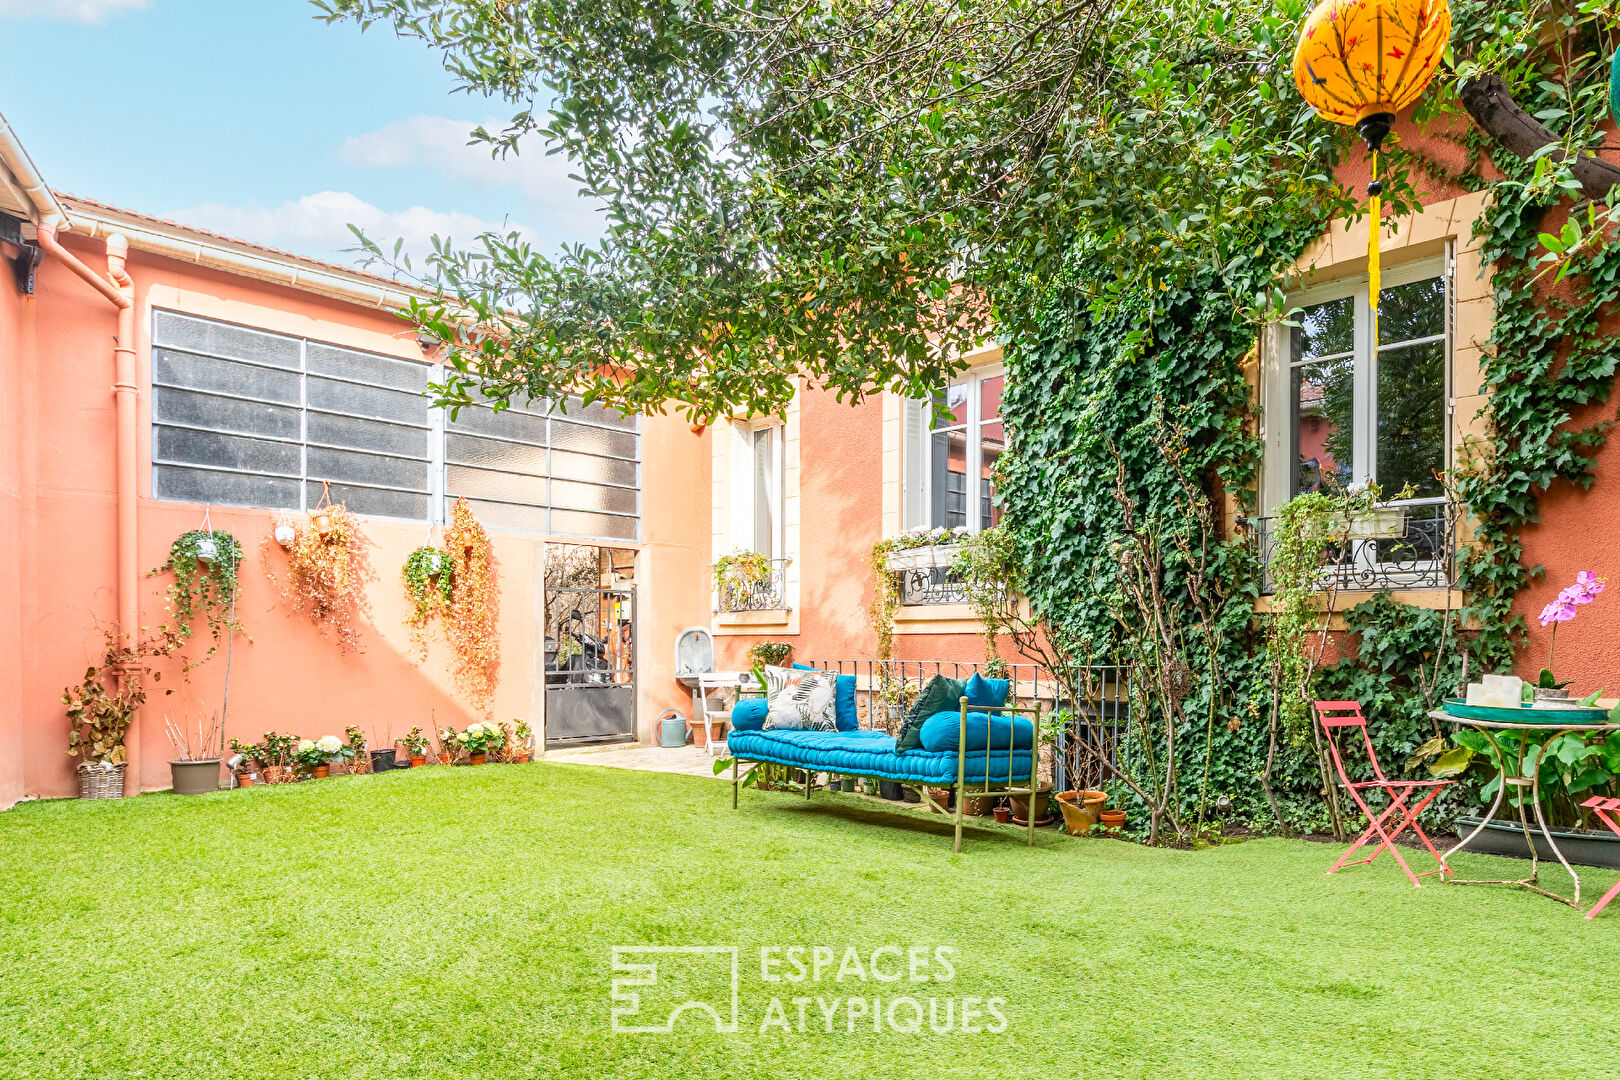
[273,510,296,548]
[261,485,369,652]
[402,541,455,659]
[148,515,247,664]
[445,498,500,713]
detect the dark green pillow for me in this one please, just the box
[898,676,965,752]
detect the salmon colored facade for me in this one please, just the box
[0,126,711,808]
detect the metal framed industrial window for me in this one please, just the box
[150,309,641,542]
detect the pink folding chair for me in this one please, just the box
[1315,701,1455,887]
[1581,796,1620,919]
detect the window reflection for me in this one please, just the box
[1377,338,1445,499]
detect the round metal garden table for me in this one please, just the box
[1431,710,1620,909]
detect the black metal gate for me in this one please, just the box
[544,585,636,747]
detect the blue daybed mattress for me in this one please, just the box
[726,728,1035,786]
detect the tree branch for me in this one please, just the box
[1459,73,1620,202]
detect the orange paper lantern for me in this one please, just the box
[1293,0,1451,346]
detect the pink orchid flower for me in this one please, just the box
[1540,599,1578,626]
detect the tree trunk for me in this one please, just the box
[1459,74,1620,203]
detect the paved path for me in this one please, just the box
[543,742,727,779]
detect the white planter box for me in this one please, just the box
[1337,506,1407,541]
[886,543,964,572]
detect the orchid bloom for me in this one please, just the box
[1540,599,1578,627]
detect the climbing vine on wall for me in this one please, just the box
[445,498,500,714]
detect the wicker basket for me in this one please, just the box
[77,762,126,800]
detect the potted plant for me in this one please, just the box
[149,527,247,667]
[460,721,504,765]
[748,641,794,668]
[1099,809,1127,836]
[508,720,533,763]
[1535,571,1607,700]
[400,727,430,767]
[255,731,301,784]
[63,628,177,799]
[227,737,262,787]
[436,726,461,765]
[883,526,971,571]
[164,709,223,795]
[1008,783,1054,826]
[295,735,341,779]
[1055,789,1109,836]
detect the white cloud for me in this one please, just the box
[169,190,535,272]
[338,115,605,243]
[0,0,149,22]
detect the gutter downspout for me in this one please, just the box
[36,218,142,797]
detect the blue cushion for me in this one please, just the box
[964,673,1011,709]
[727,728,1034,786]
[917,710,1034,753]
[731,697,770,732]
[792,663,858,732]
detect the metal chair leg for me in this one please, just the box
[732,757,739,809]
[953,782,964,853]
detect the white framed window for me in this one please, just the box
[1260,253,1453,585]
[902,364,1005,532]
[730,420,782,558]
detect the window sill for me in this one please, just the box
[893,602,982,634]
[1252,588,1471,627]
[716,608,792,629]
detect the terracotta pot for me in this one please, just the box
[263,765,293,785]
[311,764,330,780]
[1009,783,1054,826]
[926,787,953,813]
[410,755,426,768]
[963,794,1000,816]
[438,752,452,765]
[469,752,487,765]
[514,751,531,764]
[238,774,256,788]
[993,806,1012,824]
[1099,809,1127,836]
[1055,789,1108,836]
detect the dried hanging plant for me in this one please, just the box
[401,543,453,659]
[261,495,370,652]
[444,497,499,713]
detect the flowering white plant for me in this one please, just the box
[293,737,332,768]
[315,735,343,756]
[887,525,972,550]
[460,721,505,754]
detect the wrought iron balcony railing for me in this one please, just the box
[1250,499,1456,595]
[895,566,971,606]
[715,558,790,612]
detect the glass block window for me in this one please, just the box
[150,310,640,541]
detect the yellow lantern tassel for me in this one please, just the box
[1368,150,1381,352]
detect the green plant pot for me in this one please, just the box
[169,759,221,795]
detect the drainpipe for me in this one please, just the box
[35,217,141,796]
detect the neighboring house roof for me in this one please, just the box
[59,194,430,311]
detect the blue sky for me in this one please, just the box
[0,0,601,266]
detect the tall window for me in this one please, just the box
[731,421,781,558]
[150,310,640,541]
[906,367,1003,532]
[1288,270,1448,503]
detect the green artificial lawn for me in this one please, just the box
[2,762,1617,1080]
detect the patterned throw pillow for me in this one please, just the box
[764,669,837,731]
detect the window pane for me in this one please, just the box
[153,388,299,440]
[1376,339,1445,499]
[154,349,300,404]
[306,343,429,393]
[752,427,774,556]
[308,412,429,458]
[450,497,548,534]
[552,509,638,541]
[448,404,550,444]
[551,420,637,459]
[982,420,1004,528]
[1379,277,1445,344]
[446,433,548,476]
[311,482,426,521]
[930,383,970,429]
[307,376,426,425]
[152,312,301,368]
[1297,296,1353,359]
[551,450,637,488]
[307,447,429,492]
[1291,357,1354,495]
[980,375,1003,422]
[153,426,301,476]
[928,428,969,529]
[448,464,549,506]
[555,479,639,516]
[559,395,638,430]
[155,465,300,509]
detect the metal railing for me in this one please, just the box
[895,566,970,605]
[716,558,791,612]
[796,658,1129,792]
[1250,498,1456,595]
